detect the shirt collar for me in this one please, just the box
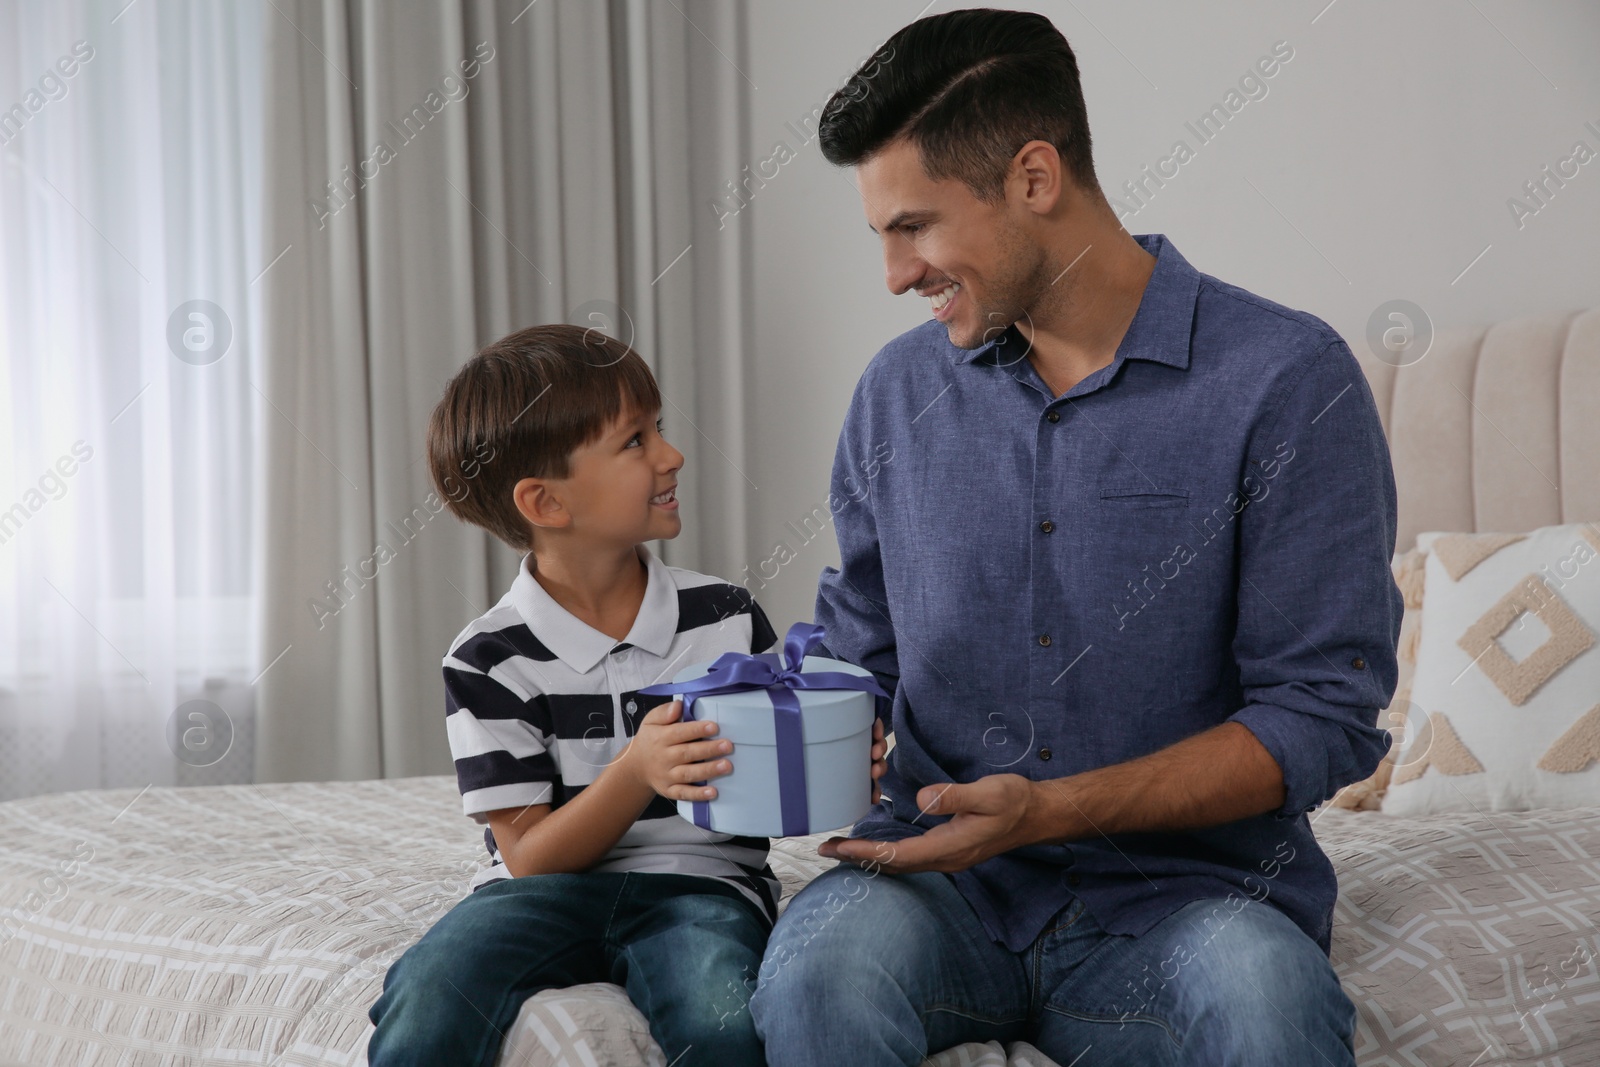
[510,542,680,674]
[951,232,1199,371]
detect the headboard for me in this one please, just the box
[1354,308,1600,550]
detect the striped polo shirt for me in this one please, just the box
[442,542,782,922]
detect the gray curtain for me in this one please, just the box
[255,0,754,783]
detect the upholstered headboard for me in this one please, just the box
[1355,308,1600,550]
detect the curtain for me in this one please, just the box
[0,1,265,800]
[255,0,755,783]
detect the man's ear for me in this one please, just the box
[1010,139,1064,218]
[513,477,569,531]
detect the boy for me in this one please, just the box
[367,324,856,1066]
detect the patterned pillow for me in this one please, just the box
[1381,522,1600,815]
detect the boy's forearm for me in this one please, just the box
[501,749,659,876]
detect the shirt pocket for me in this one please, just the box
[1098,486,1190,509]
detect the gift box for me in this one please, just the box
[639,622,885,838]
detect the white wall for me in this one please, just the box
[712,0,1600,630]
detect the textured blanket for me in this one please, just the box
[0,776,1595,1066]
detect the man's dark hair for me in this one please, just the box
[427,323,661,550]
[819,8,1097,203]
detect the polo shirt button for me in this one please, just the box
[625,699,638,713]
[1038,634,1052,647]
[1038,747,1052,761]
[1067,873,1081,887]
[1046,410,1061,423]
[1351,657,1366,670]
[1039,519,1055,533]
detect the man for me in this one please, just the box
[748,8,1401,1066]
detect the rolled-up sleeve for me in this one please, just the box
[1227,338,1403,817]
[814,367,899,727]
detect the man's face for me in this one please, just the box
[858,138,1050,350]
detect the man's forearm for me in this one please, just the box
[1026,721,1287,846]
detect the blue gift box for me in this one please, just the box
[640,622,885,838]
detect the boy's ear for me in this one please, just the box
[513,477,570,531]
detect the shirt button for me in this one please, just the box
[1038,634,1052,647]
[1038,747,1052,761]
[1039,520,1055,534]
[1351,657,1366,670]
[625,700,638,713]
[1046,410,1061,423]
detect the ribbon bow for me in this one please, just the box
[638,621,886,836]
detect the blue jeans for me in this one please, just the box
[750,866,1356,1066]
[367,871,769,1067]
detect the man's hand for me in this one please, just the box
[817,773,1039,874]
[869,717,888,804]
[623,699,736,802]
[815,723,1289,875]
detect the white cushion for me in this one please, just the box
[1382,522,1600,814]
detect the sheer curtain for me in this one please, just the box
[0,0,264,799]
[0,0,756,794]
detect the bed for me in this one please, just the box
[3,306,1599,1066]
[0,775,1039,1067]
[3,775,1599,1067]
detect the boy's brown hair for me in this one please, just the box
[427,323,662,550]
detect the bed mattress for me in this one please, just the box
[1,776,1595,1066]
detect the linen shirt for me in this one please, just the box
[815,232,1403,954]
[443,542,782,921]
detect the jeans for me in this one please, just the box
[367,871,770,1067]
[750,866,1356,1066]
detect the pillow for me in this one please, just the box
[1381,522,1600,815]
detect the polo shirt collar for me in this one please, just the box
[951,232,1198,371]
[510,542,680,673]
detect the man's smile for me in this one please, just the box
[928,281,962,320]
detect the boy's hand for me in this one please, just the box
[870,717,889,804]
[624,699,736,802]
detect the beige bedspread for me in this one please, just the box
[0,776,1595,1066]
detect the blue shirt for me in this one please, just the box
[814,232,1402,955]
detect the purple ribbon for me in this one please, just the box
[638,622,886,836]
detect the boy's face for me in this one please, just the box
[525,401,684,549]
